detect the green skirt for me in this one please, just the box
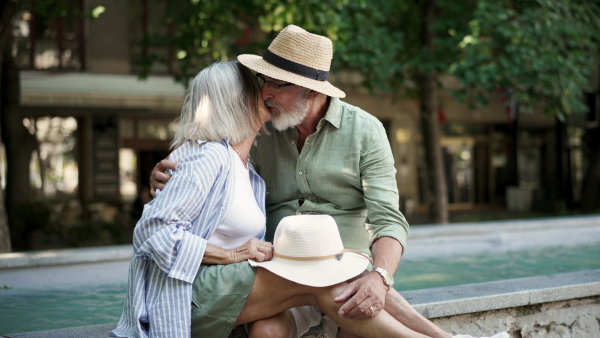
[190,262,257,338]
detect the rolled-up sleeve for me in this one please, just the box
[360,123,409,251]
[134,161,218,284]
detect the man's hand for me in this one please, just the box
[149,159,177,197]
[334,237,402,319]
[333,271,389,319]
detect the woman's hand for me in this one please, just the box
[202,239,273,265]
[231,238,274,263]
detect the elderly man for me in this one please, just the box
[151,25,455,338]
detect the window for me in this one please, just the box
[13,0,85,70]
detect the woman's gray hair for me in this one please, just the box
[171,61,262,149]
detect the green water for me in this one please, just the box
[394,243,600,291]
[0,283,125,334]
[1,243,599,335]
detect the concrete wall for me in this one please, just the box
[433,297,600,338]
[86,0,130,73]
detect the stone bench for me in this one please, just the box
[4,269,599,338]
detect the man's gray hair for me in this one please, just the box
[171,61,262,149]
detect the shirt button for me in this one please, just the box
[298,171,303,175]
[291,140,295,144]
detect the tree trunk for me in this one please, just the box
[580,125,600,212]
[1,32,37,250]
[419,0,448,224]
[555,117,576,210]
[0,0,19,253]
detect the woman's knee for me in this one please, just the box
[248,311,296,338]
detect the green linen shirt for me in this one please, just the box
[251,98,409,255]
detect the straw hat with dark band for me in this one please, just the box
[238,25,346,98]
[249,214,371,287]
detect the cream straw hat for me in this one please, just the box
[249,215,371,287]
[238,25,346,98]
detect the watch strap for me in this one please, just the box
[373,267,393,289]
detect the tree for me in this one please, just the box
[138,0,347,86]
[335,0,600,220]
[2,0,39,252]
[0,0,96,251]
[143,0,474,224]
[451,0,600,211]
[0,0,20,253]
[334,0,477,223]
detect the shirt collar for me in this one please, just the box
[322,97,342,129]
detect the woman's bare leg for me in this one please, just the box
[235,268,318,325]
[236,268,431,338]
[248,310,296,338]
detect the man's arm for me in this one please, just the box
[149,158,177,197]
[334,237,403,319]
[334,121,408,319]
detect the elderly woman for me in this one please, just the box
[110,61,506,338]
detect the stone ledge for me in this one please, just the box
[4,269,598,338]
[0,245,133,269]
[408,214,600,240]
[405,269,600,319]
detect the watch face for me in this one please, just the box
[376,267,394,286]
[384,273,394,286]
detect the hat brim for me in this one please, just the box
[249,251,369,287]
[238,54,346,98]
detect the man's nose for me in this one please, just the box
[261,84,274,100]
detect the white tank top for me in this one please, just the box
[207,147,265,249]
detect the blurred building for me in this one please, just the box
[13,0,598,217]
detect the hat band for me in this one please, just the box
[263,50,329,81]
[274,249,373,264]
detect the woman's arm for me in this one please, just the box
[134,172,210,284]
[135,143,227,283]
[202,239,273,265]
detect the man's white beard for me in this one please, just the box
[268,96,310,131]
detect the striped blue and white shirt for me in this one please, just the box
[111,139,266,338]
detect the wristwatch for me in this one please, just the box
[372,267,394,289]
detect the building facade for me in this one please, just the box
[13,0,595,221]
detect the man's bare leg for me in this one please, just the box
[333,288,452,338]
[235,268,430,338]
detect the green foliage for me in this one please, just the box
[68,220,132,247]
[450,0,600,118]
[334,0,407,93]
[139,0,348,85]
[333,0,476,96]
[138,0,599,118]
[31,0,102,21]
